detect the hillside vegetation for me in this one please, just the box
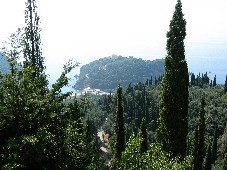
[1,0,227,169]
[83,82,227,169]
[74,55,164,90]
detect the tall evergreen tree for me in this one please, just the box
[213,75,217,87]
[23,0,45,77]
[114,85,125,159]
[191,73,196,86]
[212,124,218,165]
[224,153,227,170]
[140,119,148,154]
[156,0,188,158]
[149,76,153,86]
[204,144,212,170]
[85,117,92,144]
[193,97,206,170]
[224,75,227,94]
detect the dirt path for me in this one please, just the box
[97,130,110,165]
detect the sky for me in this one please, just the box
[0,0,227,84]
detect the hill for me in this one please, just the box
[74,55,164,90]
[0,52,10,74]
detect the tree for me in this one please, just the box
[191,73,196,86]
[224,153,227,170]
[114,85,125,159]
[23,0,45,78]
[213,75,217,87]
[224,75,227,94]
[204,144,212,170]
[0,58,82,169]
[149,76,153,86]
[193,97,206,170]
[140,119,148,154]
[0,0,47,162]
[115,134,193,170]
[156,0,188,158]
[212,124,218,165]
[85,117,92,144]
[0,0,93,168]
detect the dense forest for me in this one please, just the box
[74,55,164,90]
[0,0,227,169]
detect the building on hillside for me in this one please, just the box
[76,86,110,97]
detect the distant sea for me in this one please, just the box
[187,56,226,84]
[49,56,227,93]
[186,41,227,84]
[47,53,227,93]
[57,56,226,93]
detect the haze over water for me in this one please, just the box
[0,0,226,86]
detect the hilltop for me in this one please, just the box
[74,55,164,90]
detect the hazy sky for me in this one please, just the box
[0,0,227,83]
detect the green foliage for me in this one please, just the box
[193,97,206,170]
[224,76,227,94]
[74,55,164,89]
[190,72,210,87]
[115,134,193,170]
[187,85,227,166]
[204,144,212,170]
[82,82,161,158]
[0,62,88,169]
[224,153,227,170]
[0,0,105,169]
[156,0,188,158]
[114,134,142,169]
[213,75,217,87]
[85,117,92,144]
[23,0,45,77]
[82,79,226,168]
[140,119,148,154]
[114,85,125,159]
[212,124,218,165]
[2,0,225,168]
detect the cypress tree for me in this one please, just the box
[191,73,196,86]
[156,0,188,158]
[150,76,153,86]
[140,119,148,154]
[196,75,199,86]
[224,153,227,170]
[213,75,217,87]
[114,85,125,159]
[204,144,212,170]
[85,117,92,144]
[193,121,199,168]
[145,79,149,86]
[23,0,45,77]
[154,76,157,86]
[224,75,227,94]
[193,97,206,170]
[212,124,218,165]
[22,0,47,97]
[210,80,213,88]
[204,72,210,84]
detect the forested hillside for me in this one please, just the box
[83,81,227,169]
[74,55,164,90]
[1,0,227,169]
